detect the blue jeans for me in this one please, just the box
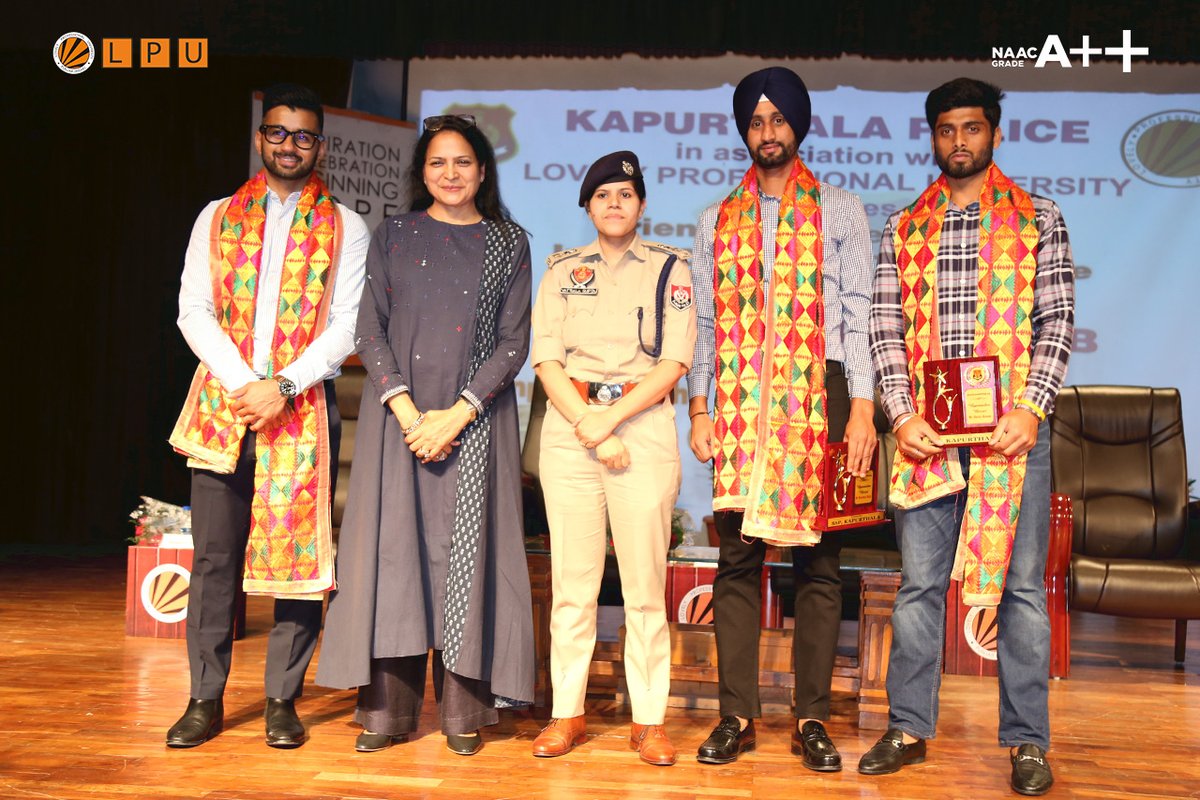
[887,420,1051,749]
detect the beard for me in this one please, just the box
[934,143,993,179]
[751,138,798,169]
[261,149,316,183]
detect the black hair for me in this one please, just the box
[406,117,517,225]
[262,83,324,131]
[925,78,1004,131]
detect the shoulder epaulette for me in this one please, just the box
[545,248,580,269]
[644,241,691,262]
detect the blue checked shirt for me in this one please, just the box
[870,193,1076,424]
[687,183,876,402]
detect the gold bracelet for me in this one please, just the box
[892,413,918,434]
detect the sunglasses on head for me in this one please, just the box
[423,114,477,133]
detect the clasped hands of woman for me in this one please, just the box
[573,407,630,470]
[388,393,476,464]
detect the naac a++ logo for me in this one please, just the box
[1122,111,1200,188]
[54,32,95,74]
[991,30,1148,72]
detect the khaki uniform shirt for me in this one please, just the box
[531,235,697,382]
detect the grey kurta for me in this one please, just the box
[316,211,535,706]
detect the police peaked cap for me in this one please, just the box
[578,150,646,206]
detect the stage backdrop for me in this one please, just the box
[354,56,1200,534]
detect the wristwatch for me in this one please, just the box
[274,374,298,399]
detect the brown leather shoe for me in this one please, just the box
[630,723,677,766]
[531,716,587,757]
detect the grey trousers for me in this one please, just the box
[356,652,498,736]
[185,381,340,700]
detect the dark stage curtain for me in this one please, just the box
[5,52,351,551]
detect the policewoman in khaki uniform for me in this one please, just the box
[529,152,697,766]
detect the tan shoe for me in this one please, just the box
[532,716,587,757]
[630,723,677,766]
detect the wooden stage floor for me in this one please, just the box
[1,555,1196,799]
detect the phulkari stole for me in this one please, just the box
[169,170,343,599]
[890,163,1038,606]
[712,158,827,546]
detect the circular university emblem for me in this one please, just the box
[678,584,715,624]
[53,32,95,75]
[1121,110,1200,188]
[141,563,192,624]
[963,605,999,661]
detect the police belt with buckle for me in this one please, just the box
[570,378,676,406]
[571,379,637,405]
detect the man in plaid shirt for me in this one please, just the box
[860,78,1074,797]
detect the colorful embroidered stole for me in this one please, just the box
[169,170,342,598]
[712,159,827,545]
[889,163,1038,606]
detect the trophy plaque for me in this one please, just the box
[922,355,1002,445]
[816,441,885,531]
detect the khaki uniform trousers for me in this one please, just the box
[539,399,681,724]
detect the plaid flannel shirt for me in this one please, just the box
[870,191,1076,424]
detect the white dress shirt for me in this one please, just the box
[178,188,370,392]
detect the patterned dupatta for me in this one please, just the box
[442,219,522,675]
[890,163,1038,606]
[712,158,827,546]
[169,170,342,598]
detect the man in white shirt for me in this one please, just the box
[167,83,368,749]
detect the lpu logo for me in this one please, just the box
[53,32,208,74]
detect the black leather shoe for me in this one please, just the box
[1011,744,1054,796]
[166,698,223,748]
[857,728,926,775]
[696,716,756,764]
[264,698,307,748]
[445,731,483,755]
[355,731,408,752]
[791,720,842,772]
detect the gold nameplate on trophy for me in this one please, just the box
[817,441,885,531]
[922,356,1002,446]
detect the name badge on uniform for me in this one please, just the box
[561,264,599,296]
[670,283,692,310]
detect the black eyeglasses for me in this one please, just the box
[259,124,325,150]
[423,114,477,132]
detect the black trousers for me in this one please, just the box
[356,653,498,736]
[713,362,850,720]
[185,381,340,700]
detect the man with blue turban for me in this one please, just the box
[687,66,876,771]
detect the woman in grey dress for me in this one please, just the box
[316,114,534,755]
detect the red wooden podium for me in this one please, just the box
[125,545,246,640]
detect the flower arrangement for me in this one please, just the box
[128,497,191,546]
